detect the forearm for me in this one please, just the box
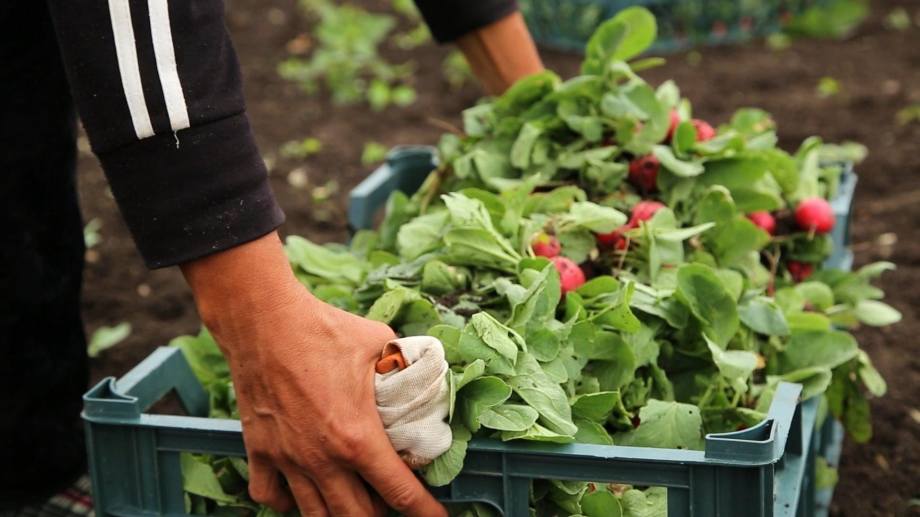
[47,0,284,269]
[456,11,544,95]
[180,231,305,351]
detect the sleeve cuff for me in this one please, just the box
[415,0,519,43]
[98,113,285,268]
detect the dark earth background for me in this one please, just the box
[77,0,919,515]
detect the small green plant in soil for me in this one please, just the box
[87,322,131,358]
[279,136,322,160]
[278,0,416,110]
[361,141,388,165]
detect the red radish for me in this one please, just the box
[628,155,660,192]
[787,261,814,282]
[692,119,716,142]
[630,200,666,226]
[531,233,561,258]
[794,197,835,234]
[596,225,630,247]
[551,256,586,293]
[747,211,776,235]
[666,110,681,141]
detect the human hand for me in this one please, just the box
[181,232,446,517]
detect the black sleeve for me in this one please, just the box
[45,0,284,268]
[414,0,519,43]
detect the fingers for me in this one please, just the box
[286,473,329,517]
[311,468,377,517]
[248,457,295,513]
[354,436,447,517]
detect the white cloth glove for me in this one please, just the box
[374,336,452,469]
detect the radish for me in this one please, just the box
[551,256,586,293]
[630,200,666,226]
[747,211,776,235]
[787,261,814,282]
[794,197,835,234]
[531,233,561,258]
[691,119,716,142]
[628,155,660,192]
[596,225,629,247]
[665,109,681,141]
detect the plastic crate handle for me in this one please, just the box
[84,347,209,421]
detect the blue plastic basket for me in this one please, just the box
[85,349,823,516]
[82,147,856,517]
[519,0,828,53]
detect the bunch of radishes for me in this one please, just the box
[746,197,836,282]
[532,200,667,294]
[535,108,838,292]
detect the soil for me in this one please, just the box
[76,0,919,515]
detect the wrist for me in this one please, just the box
[456,11,544,95]
[179,231,309,343]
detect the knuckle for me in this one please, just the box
[329,428,369,463]
[383,483,420,511]
[247,483,274,505]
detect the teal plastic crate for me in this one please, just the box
[84,348,822,516]
[83,149,855,517]
[519,0,827,53]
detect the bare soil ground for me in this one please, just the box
[77,0,919,514]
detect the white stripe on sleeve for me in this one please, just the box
[148,0,190,132]
[107,0,155,139]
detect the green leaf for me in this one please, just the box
[672,121,697,156]
[854,300,902,326]
[171,328,228,390]
[739,297,790,336]
[562,202,628,233]
[467,312,524,362]
[501,422,576,443]
[794,282,835,311]
[675,264,739,347]
[574,418,615,445]
[457,376,512,432]
[582,6,657,73]
[444,228,520,272]
[365,286,420,324]
[857,350,887,397]
[653,145,704,177]
[422,424,471,486]
[87,322,132,358]
[777,330,859,373]
[421,260,467,296]
[572,391,621,422]
[786,312,832,332]
[285,236,365,284]
[509,356,578,436]
[479,404,539,432]
[815,457,839,490]
[582,488,623,517]
[705,335,757,389]
[181,454,238,504]
[617,400,703,450]
[507,262,561,334]
[396,211,448,260]
[511,123,542,169]
[621,487,667,517]
[448,359,486,420]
